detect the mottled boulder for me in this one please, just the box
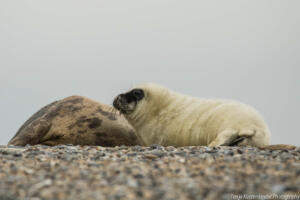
[8,96,144,146]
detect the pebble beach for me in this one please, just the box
[0,145,299,200]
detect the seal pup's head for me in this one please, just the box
[113,83,171,123]
[113,87,144,114]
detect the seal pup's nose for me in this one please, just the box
[113,94,126,110]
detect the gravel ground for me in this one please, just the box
[0,145,299,200]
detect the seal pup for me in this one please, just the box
[9,96,143,146]
[113,83,271,147]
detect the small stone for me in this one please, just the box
[174,152,186,156]
[127,152,137,157]
[165,146,175,151]
[236,149,243,154]
[118,145,128,150]
[29,179,53,196]
[131,146,142,151]
[127,178,138,188]
[133,174,144,179]
[135,190,144,197]
[224,150,234,156]
[271,184,285,193]
[144,154,158,159]
[150,144,162,149]
[204,147,217,153]
[13,152,22,157]
[150,150,165,157]
[22,167,34,174]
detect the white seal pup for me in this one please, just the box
[113,83,271,147]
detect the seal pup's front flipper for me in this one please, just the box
[227,137,247,146]
[208,129,256,147]
[208,130,238,147]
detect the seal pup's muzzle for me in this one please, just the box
[113,89,144,114]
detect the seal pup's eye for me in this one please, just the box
[131,89,144,101]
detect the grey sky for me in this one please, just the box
[0,1,299,145]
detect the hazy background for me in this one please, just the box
[0,1,299,145]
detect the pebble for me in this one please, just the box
[144,154,158,159]
[150,144,163,149]
[271,184,285,193]
[28,179,53,196]
[149,150,165,157]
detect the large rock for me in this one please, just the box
[8,96,144,146]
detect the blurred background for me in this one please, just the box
[0,0,299,145]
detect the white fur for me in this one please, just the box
[124,83,270,147]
